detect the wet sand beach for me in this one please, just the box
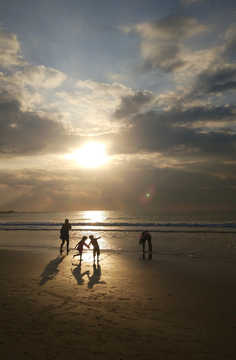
[0,248,236,359]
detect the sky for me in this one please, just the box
[0,0,236,212]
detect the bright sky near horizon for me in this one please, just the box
[0,0,236,211]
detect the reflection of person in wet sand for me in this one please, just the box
[142,251,152,260]
[39,255,65,285]
[73,236,89,261]
[71,263,90,286]
[88,263,106,289]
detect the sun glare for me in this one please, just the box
[85,211,106,222]
[72,143,108,167]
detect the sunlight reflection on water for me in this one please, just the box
[81,210,107,223]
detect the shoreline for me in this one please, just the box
[0,245,235,264]
[1,248,236,359]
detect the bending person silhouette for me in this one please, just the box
[140,230,152,253]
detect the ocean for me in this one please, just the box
[0,210,236,262]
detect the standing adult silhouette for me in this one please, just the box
[60,218,71,254]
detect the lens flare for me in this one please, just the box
[139,184,155,204]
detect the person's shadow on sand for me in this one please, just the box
[71,262,90,285]
[87,263,106,289]
[39,255,65,286]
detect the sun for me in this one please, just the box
[72,143,108,167]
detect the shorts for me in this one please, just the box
[93,247,100,257]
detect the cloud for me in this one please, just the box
[6,65,67,89]
[0,95,83,157]
[55,79,134,131]
[180,0,205,6]
[0,26,28,69]
[0,18,236,212]
[1,159,236,212]
[153,24,236,106]
[224,23,236,40]
[76,79,130,95]
[123,15,208,73]
[112,90,156,120]
[194,64,236,95]
[138,43,187,73]
[108,106,236,162]
[132,15,207,41]
[0,167,141,211]
[186,25,236,97]
[222,37,236,61]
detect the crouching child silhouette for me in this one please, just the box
[73,236,89,261]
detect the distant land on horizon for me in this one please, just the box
[0,210,16,213]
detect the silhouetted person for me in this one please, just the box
[140,230,152,253]
[73,236,89,261]
[88,234,101,262]
[60,218,71,254]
